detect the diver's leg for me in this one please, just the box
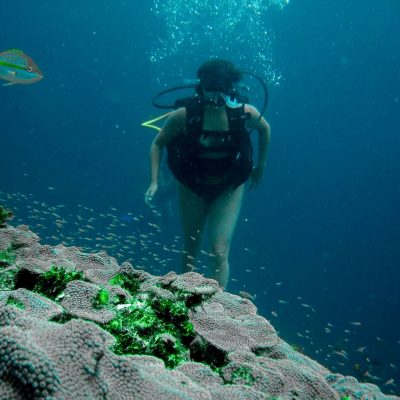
[208,184,245,289]
[178,183,208,273]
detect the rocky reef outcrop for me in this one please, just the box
[0,205,398,400]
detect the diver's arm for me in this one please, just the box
[145,109,185,203]
[245,104,271,187]
[256,118,270,171]
[149,140,163,186]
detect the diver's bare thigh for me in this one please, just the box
[178,183,208,239]
[208,184,244,247]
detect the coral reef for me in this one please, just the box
[0,213,398,400]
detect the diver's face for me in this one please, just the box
[201,79,231,105]
[202,74,232,91]
[202,88,219,99]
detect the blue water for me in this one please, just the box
[1,0,399,394]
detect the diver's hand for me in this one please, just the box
[249,166,264,190]
[145,183,158,208]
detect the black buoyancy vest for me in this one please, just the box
[166,99,253,199]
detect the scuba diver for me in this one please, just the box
[144,59,271,289]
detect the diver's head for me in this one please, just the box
[196,59,243,101]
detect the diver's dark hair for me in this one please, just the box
[197,59,242,92]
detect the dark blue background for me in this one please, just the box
[1,0,399,392]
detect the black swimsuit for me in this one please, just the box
[166,99,253,202]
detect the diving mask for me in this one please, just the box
[202,87,247,108]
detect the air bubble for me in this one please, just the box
[150,0,289,85]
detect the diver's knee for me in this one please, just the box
[210,243,229,263]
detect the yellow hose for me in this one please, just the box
[141,111,173,132]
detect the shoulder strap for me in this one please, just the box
[185,98,203,135]
[226,105,250,132]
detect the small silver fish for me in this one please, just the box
[238,291,256,301]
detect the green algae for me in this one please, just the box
[93,288,110,309]
[109,272,140,295]
[105,272,198,367]
[33,265,84,300]
[214,364,256,387]
[0,246,16,267]
[103,294,195,368]
[6,297,25,309]
[228,365,256,386]
[0,269,16,291]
